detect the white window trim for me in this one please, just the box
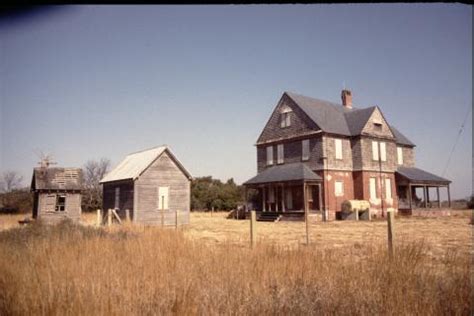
[397,147,404,165]
[266,146,274,165]
[385,178,392,200]
[277,144,284,164]
[380,142,386,162]
[280,112,291,128]
[372,141,379,161]
[335,181,344,197]
[369,178,377,200]
[335,139,343,160]
[158,186,169,210]
[302,139,310,161]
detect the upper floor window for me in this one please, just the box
[397,147,403,165]
[372,141,386,162]
[373,119,383,131]
[302,139,310,161]
[380,142,386,162]
[335,139,343,160]
[280,112,291,128]
[266,146,274,165]
[277,144,284,164]
[372,141,379,161]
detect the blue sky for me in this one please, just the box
[0,4,472,199]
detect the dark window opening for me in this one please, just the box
[55,195,66,212]
[374,123,383,131]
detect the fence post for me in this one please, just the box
[387,210,395,259]
[125,209,130,223]
[175,209,179,230]
[97,209,101,226]
[211,206,214,217]
[250,210,256,248]
[161,208,164,226]
[107,209,112,227]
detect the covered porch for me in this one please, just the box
[395,167,451,213]
[243,163,323,216]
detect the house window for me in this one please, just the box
[266,146,274,165]
[280,112,291,128]
[114,187,120,209]
[302,139,310,161]
[385,178,392,199]
[372,141,379,161]
[335,139,343,160]
[55,194,66,212]
[397,147,403,165]
[277,144,284,164]
[380,142,386,162]
[374,122,383,131]
[335,181,344,197]
[158,187,169,210]
[369,178,377,199]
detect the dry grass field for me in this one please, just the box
[0,210,472,315]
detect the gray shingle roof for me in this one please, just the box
[31,168,83,191]
[396,167,450,184]
[244,163,322,185]
[284,91,414,146]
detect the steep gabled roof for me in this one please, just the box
[244,163,322,185]
[100,145,192,183]
[31,167,83,191]
[283,91,415,146]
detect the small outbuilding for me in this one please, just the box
[31,167,83,223]
[100,145,192,226]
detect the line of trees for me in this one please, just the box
[191,176,245,211]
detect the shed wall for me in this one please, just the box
[36,192,81,224]
[134,151,190,225]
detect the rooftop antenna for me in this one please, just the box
[342,80,346,90]
[35,150,58,168]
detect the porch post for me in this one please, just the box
[447,184,451,208]
[423,186,428,208]
[281,184,286,212]
[318,183,323,213]
[303,181,309,244]
[408,184,412,210]
[436,186,441,208]
[426,186,430,208]
[262,186,266,212]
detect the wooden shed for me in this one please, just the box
[100,145,192,226]
[30,167,83,223]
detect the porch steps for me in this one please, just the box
[257,212,282,222]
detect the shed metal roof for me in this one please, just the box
[396,167,450,184]
[100,145,192,183]
[31,167,83,191]
[283,92,415,146]
[244,163,322,185]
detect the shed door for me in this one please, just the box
[158,187,169,210]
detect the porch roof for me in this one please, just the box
[396,166,451,185]
[243,163,321,186]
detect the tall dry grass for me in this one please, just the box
[0,220,471,315]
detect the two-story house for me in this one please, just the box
[243,90,451,220]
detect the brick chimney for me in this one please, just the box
[341,89,352,109]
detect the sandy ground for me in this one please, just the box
[1,210,472,259]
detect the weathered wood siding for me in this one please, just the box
[257,136,324,173]
[134,151,190,226]
[102,180,134,220]
[36,192,81,224]
[256,94,320,145]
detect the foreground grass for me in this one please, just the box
[0,221,471,315]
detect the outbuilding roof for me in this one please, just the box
[31,167,83,191]
[100,145,192,183]
[283,92,415,146]
[244,163,322,186]
[396,167,451,184]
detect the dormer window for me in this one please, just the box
[280,108,292,128]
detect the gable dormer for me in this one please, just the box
[361,107,395,139]
[256,93,320,145]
